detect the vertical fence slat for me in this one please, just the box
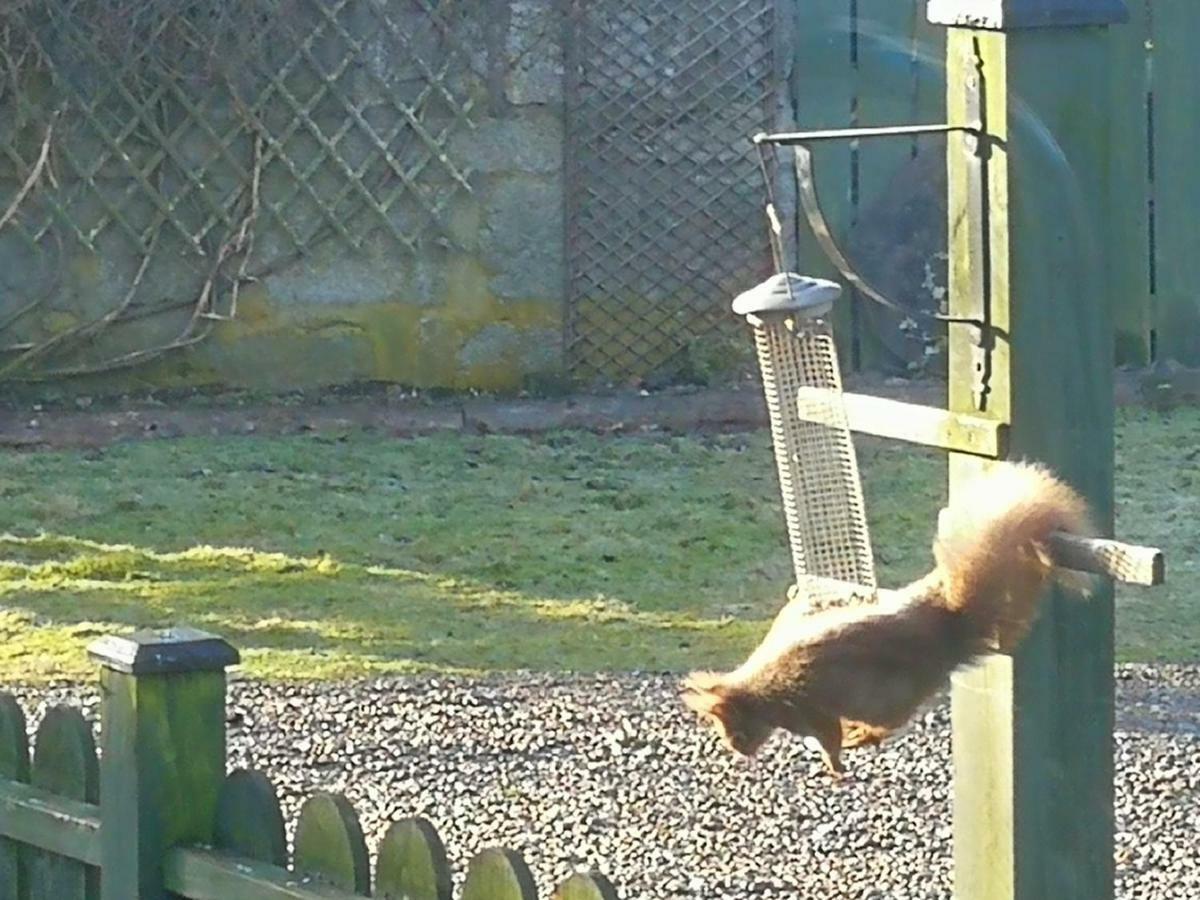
[910,4,947,128]
[1110,0,1153,365]
[461,848,538,900]
[854,0,929,217]
[1150,0,1200,364]
[552,872,618,900]
[789,0,857,364]
[852,0,932,371]
[28,707,99,900]
[375,817,452,900]
[910,0,951,380]
[292,792,371,895]
[213,769,287,867]
[0,695,30,900]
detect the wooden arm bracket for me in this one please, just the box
[1045,532,1164,587]
[795,388,1007,458]
[794,390,1163,585]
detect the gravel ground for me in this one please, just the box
[7,665,1199,899]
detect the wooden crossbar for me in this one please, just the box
[794,387,1007,458]
[1046,533,1164,586]
[793,385,1163,586]
[0,778,102,865]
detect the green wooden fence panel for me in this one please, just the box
[0,694,30,900]
[853,0,931,370]
[29,707,99,900]
[292,792,370,895]
[910,4,947,127]
[551,872,619,900]
[214,769,287,867]
[790,0,857,361]
[1151,0,1200,364]
[461,848,538,900]
[165,846,366,899]
[375,817,452,900]
[1109,0,1153,365]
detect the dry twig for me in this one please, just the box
[0,112,57,233]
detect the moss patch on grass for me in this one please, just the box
[0,407,1194,680]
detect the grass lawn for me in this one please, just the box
[0,407,1195,680]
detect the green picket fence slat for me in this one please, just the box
[375,817,452,900]
[461,848,538,900]
[214,769,288,867]
[28,707,99,900]
[292,792,371,895]
[0,694,30,900]
[552,872,619,900]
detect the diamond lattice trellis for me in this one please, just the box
[564,0,778,384]
[0,0,479,378]
[5,0,477,258]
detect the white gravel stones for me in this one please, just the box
[8,665,1197,898]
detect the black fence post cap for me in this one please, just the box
[927,0,1129,29]
[88,627,240,675]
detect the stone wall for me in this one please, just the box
[214,4,566,393]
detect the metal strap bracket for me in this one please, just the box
[754,103,999,411]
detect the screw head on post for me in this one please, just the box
[88,626,240,675]
[731,273,842,320]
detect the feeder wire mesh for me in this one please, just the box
[749,312,877,604]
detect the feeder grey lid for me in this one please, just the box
[731,273,842,318]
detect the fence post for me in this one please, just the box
[88,628,239,900]
[929,1,1129,898]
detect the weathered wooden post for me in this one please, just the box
[89,628,238,900]
[930,1,1129,898]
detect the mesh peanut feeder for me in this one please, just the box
[732,273,877,609]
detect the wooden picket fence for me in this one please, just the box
[0,629,615,900]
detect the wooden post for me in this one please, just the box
[89,628,238,900]
[931,2,1129,899]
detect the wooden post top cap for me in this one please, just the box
[88,627,240,674]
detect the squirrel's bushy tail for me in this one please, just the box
[933,461,1096,649]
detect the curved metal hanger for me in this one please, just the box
[754,127,985,329]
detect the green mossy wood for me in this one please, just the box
[942,4,1126,898]
[461,848,539,900]
[214,769,288,867]
[551,872,619,900]
[292,792,371,895]
[0,638,623,900]
[0,694,30,900]
[165,845,371,898]
[98,669,231,900]
[90,629,237,900]
[375,817,452,900]
[29,707,99,899]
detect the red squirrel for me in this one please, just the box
[682,461,1096,774]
